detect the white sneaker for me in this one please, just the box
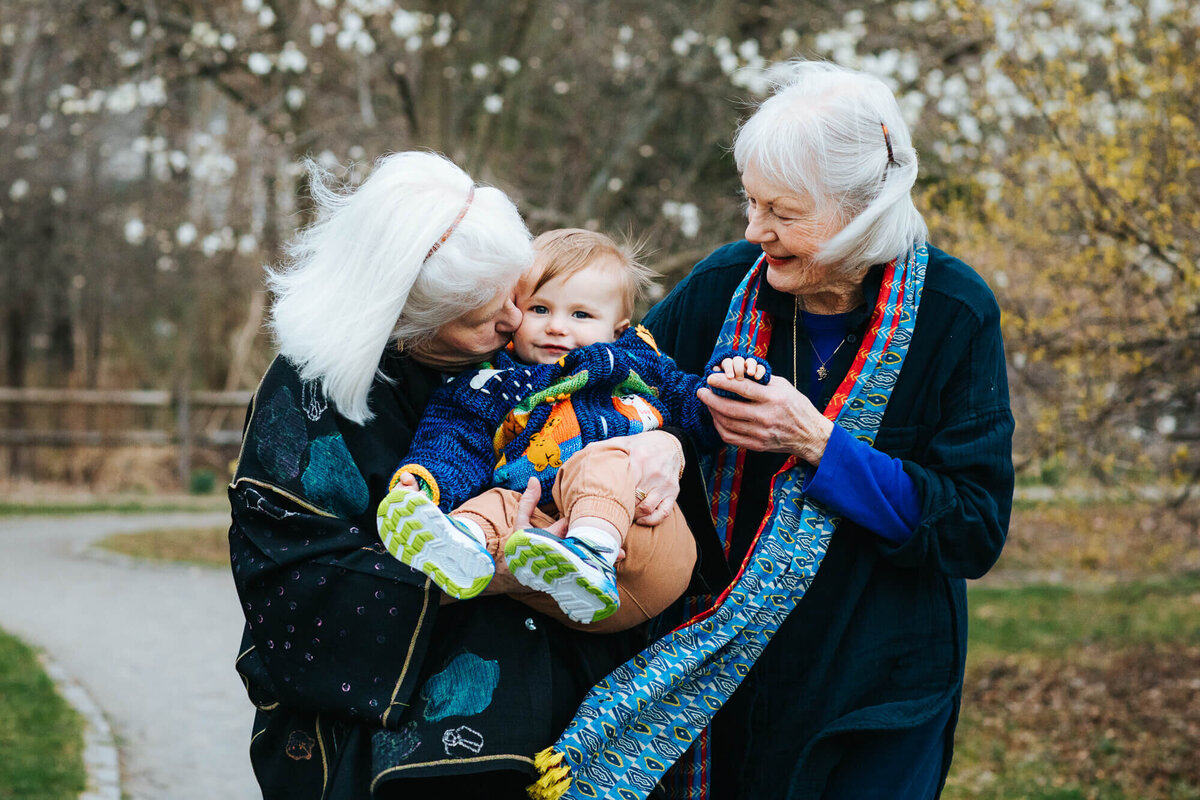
[504,528,620,624]
[376,487,494,599]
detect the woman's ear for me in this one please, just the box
[614,318,631,336]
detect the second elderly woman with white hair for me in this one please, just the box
[630,61,1014,798]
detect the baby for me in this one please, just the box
[376,229,767,625]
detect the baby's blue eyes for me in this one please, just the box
[529,305,591,320]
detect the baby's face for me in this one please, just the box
[512,258,629,364]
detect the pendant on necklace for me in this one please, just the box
[816,366,829,381]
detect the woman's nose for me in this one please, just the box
[496,299,521,333]
[744,207,774,244]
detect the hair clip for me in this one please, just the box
[425,185,476,261]
[881,122,899,167]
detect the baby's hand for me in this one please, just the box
[397,472,420,492]
[711,356,767,382]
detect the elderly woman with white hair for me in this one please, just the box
[604,61,1013,799]
[227,152,684,798]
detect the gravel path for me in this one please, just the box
[0,512,259,800]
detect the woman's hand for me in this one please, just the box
[477,478,565,597]
[699,374,835,465]
[598,430,683,526]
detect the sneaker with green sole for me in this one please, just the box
[376,487,494,599]
[504,529,619,624]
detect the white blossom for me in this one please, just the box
[176,222,198,246]
[125,218,146,245]
[310,23,327,47]
[553,80,570,95]
[499,56,521,75]
[483,94,503,114]
[50,187,67,205]
[618,25,633,43]
[470,62,489,80]
[612,46,631,71]
[238,234,259,254]
[607,177,623,192]
[131,19,147,38]
[391,9,421,38]
[138,76,167,106]
[201,233,223,257]
[9,179,29,201]
[106,84,139,114]
[243,0,262,12]
[662,200,701,238]
[219,33,237,50]
[248,52,272,75]
[1156,415,1177,436]
[285,87,306,109]
[258,6,276,26]
[278,42,307,72]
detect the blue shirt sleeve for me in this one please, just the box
[803,424,922,544]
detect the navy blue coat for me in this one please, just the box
[643,241,1014,799]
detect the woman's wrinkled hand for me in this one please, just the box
[477,478,565,597]
[699,374,834,465]
[596,430,683,527]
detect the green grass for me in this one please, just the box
[96,526,230,567]
[946,576,1200,799]
[0,628,86,799]
[0,496,227,516]
[967,575,1200,662]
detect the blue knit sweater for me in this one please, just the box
[396,326,768,510]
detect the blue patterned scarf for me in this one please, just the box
[529,245,928,800]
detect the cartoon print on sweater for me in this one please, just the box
[526,416,564,471]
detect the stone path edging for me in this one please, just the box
[38,653,122,800]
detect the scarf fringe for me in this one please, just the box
[526,747,572,800]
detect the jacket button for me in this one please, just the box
[847,334,858,343]
[524,618,537,631]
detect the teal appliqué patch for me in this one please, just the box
[372,721,421,766]
[300,433,369,518]
[255,386,308,483]
[420,652,500,722]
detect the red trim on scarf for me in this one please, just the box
[679,257,903,631]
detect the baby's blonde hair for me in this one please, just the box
[528,229,656,320]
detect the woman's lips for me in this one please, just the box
[762,252,792,267]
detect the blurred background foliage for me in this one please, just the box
[0,0,1196,493]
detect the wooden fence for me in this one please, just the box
[0,387,252,486]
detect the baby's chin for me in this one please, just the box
[513,347,562,365]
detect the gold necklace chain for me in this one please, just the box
[795,295,850,382]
